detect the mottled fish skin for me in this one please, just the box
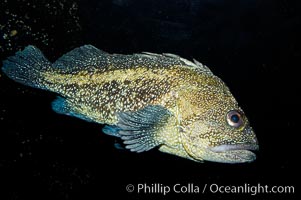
[2,45,259,163]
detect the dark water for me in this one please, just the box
[0,0,299,199]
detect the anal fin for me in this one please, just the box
[51,96,93,122]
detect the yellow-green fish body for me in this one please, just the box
[2,45,258,163]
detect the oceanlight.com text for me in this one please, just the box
[125,183,295,196]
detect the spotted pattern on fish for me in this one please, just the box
[1,45,259,163]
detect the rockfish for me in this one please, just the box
[2,45,259,163]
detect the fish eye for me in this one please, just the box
[226,110,243,128]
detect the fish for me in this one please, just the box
[1,45,259,163]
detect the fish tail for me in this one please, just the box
[2,45,52,90]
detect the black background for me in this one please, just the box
[0,0,299,199]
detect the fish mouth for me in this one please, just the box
[208,144,259,163]
[210,144,259,153]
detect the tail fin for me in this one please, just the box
[1,45,52,90]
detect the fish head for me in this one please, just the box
[180,81,259,163]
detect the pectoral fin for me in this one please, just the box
[102,105,172,153]
[102,125,121,137]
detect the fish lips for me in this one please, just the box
[209,144,259,163]
[210,144,259,152]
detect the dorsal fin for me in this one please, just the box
[53,45,213,74]
[52,45,109,72]
[135,52,213,74]
[163,53,212,74]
